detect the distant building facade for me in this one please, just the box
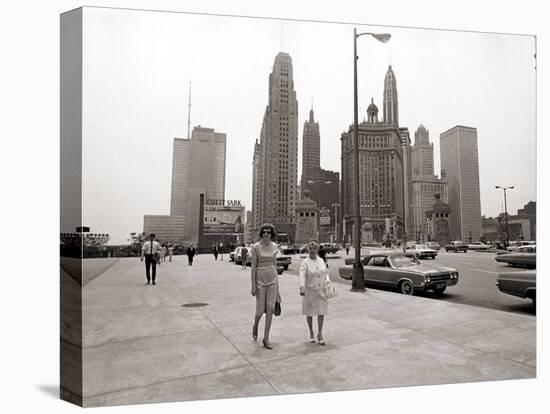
[440,125,481,242]
[169,126,226,243]
[252,52,299,241]
[425,194,452,245]
[411,125,448,241]
[143,215,186,245]
[340,66,410,243]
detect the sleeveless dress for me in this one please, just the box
[252,242,279,316]
[300,257,329,316]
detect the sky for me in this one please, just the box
[80,7,536,244]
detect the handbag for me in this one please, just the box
[324,280,337,299]
[274,289,282,316]
[274,300,281,316]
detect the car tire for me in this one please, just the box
[283,265,289,271]
[399,280,414,295]
[432,286,446,295]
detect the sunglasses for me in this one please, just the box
[261,231,273,235]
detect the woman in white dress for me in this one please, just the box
[299,240,330,345]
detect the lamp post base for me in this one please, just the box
[351,263,366,292]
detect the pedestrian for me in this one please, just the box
[299,240,330,345]
[318,244,328,268]
[213,243,219,260]
[186,243,196,266]
[219,242,224,261]
[251,223,280,350]
[168,245,173,262]
[240,243,249,270]
[140,233,161,285]
[159,244,167,263]
[345,243,350,256]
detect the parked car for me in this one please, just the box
[495,245,536,268]
[467,242,491,251]
[275,249,292,271]
[229,248,238,262]
[338,251,459,295]
[445,241,468,253]
[427,241,441,251]
[496,270,536,309]
[507,240,536,252]
[279,245,299,255]
[405,244,438,259]
[320,243,340,254]
[232,246,252,266]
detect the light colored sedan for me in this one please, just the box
[339,252,458,295]
[405,244,438,259]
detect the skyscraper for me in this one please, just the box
[301,107,321,195]
[170,126,226,243]
[411,125,448,241]
[253,52,299,240]
[440,125,481,241]
[341,66,410,243]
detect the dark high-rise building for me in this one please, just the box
[252,52,299,241]
[440,125,481,241]
[341,66,410,243]
[301,107,321,199]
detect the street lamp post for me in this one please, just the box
[495,185,514,249]
[332,203,340,242]
[352,28,391,292]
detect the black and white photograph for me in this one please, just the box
[3,0,549,413]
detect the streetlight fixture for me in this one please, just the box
[351,28,391,292]
[495,185,514,248]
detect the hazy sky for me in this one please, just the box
[81,7,536,244]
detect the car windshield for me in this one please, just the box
[390,255,420,267]
[415,244,428,249]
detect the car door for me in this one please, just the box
[365,256,394,287]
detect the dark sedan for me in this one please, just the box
[495,245,536,268]
[496,270,536,309]
[339,252,459,295]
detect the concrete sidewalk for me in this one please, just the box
[78,254,535,407]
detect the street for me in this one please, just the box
[281,248,535,316]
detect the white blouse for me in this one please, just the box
[299,257,330,289]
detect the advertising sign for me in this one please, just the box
[319,207,331,226]
[204,200,245,234]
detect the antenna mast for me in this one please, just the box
[187,80,192,139]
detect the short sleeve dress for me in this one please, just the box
[252,241,279,316]
[300,257,329,316]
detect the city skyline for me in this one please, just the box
[80,8,536,244]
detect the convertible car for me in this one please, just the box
[339,251,459,295]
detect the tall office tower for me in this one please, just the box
[251,139,262,237]
[440,125,481,241]
[301,107,321,200]
[170,126,226,243]
[340,66,409,243]
[411,125,448,241]
[254,52,299,240]
[383,65,399,126]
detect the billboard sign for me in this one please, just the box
[319,207,331,226]
[204,200,245,234]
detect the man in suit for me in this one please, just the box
[141,233,161,285]
[186,244,196,266]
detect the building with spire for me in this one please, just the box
[300,106,340,242]
[252,52,299,242]
[411,124,448,241]
[340,65,411,243]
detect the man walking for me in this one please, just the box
[186,244,196,266]
[168,245,174,262]
[141,233,161,285]
[219,242,224,261]
[213,243,219,260]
